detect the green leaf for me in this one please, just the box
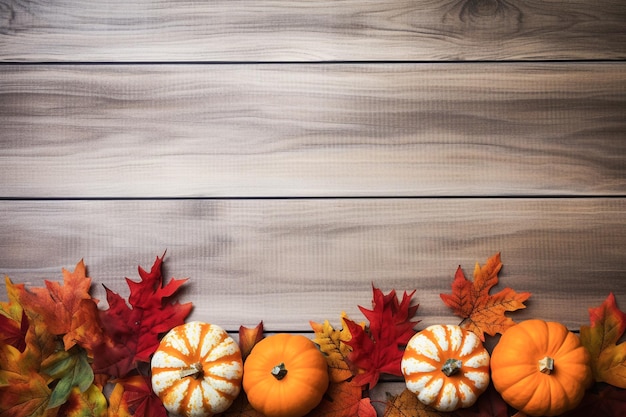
[46,348,94,409]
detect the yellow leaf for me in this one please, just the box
[310,314,358,383]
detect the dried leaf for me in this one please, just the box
[307,381,376,417]
[383,388,447,417]
[344,286,419,388]
[580,293,626,388]
[239,321,264,360]
[440,253,531,341]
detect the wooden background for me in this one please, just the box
[1,0,625,413]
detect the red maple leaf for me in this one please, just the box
[343,286,419,388]
[92,253,192,377]
[109,375,167,417]
[0,310,28,352]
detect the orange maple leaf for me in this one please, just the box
[580,293,626,388]
[307,381,376,417]
[15,260,104,352]
[440,253,531,341]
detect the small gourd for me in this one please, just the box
[401,324,490,411]
[242,333,329,417]
[151,321,243,417]
[491,319,592,416]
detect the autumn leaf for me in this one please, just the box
[343,286,419,388]
[580,293,626,388]
[440,253,531,341]
[0,276,28,352]
[108,375,167,417]
[239,321,264,360]
[560,384,626,417]
[57,385,107,417]
[310,314,355,383]
[0,371,56,417]
[92,253,192,377]
[383,388,447,417]
[0,310,28,352]
[307,381,376,417]
[14,261,104,353]
[0,340,56,417]
[42,346,94,409]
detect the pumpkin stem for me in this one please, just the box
[179,362,204,380]
[271,362,288,380]
[441,358,463,377]
[538,356,555,374]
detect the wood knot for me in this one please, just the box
[446,0,522,34]
[465,0,501,17]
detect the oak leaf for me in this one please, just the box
[580,293,626,388]
[383,388,447,417]
[343,286,419,388]
[440,253,531,341]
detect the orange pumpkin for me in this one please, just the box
[401,324,490,411]
[242,333,329,417]
[491,319,592,416]
[151,321,243,417]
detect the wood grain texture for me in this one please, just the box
[1,198,624,331]
[2,63,625,198]
[1,0,625,62]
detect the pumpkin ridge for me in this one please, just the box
[200,326,229,361]
[160,345,199,364]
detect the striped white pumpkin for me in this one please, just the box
[401,324,490,411]
[151,321,243,417]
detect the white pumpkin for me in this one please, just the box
[401,324,490,411]
[151,321,243,417]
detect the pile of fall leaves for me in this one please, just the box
[0,252,625,416]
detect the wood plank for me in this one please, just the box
[1,198,624,331]
[2,63,625,198]
[1,0,625,62]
